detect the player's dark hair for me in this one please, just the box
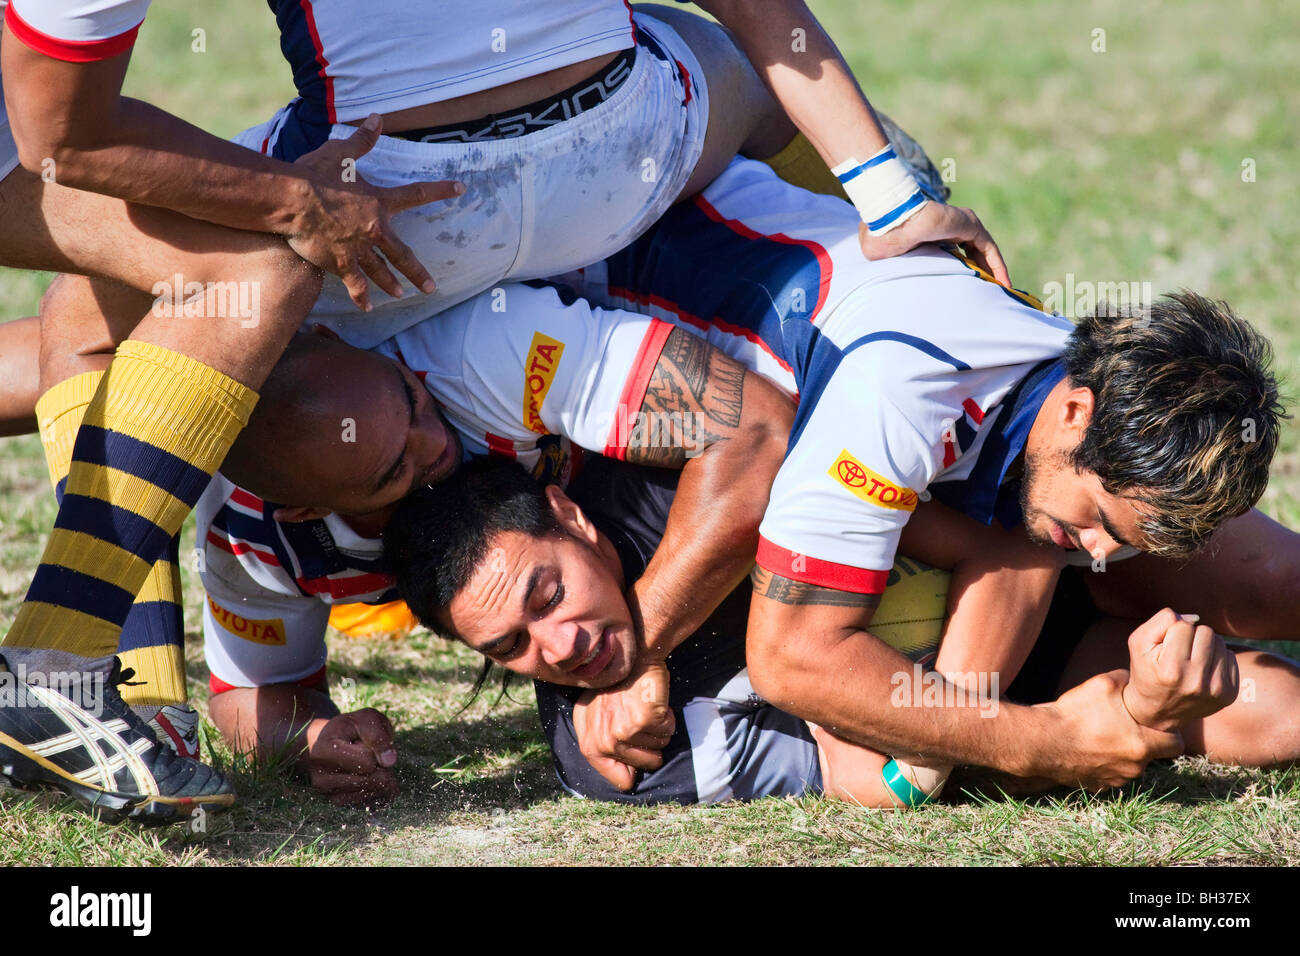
[1065,291,1288,555]
[384,458,562,637]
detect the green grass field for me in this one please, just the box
[1,0,1298,866]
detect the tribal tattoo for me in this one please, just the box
[750,566,882,608]
[627,328,747,468]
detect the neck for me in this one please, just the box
[340,505,395,539]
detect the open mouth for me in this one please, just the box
[1048,521,1077,550]
[571,628,615,681]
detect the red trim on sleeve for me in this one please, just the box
[755,537,890,595]
[962,398,986,424]
[4,4,141,63]
[602,318,674,460]
[209,664,327,696]
[675,60,692,106]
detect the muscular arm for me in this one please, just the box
[694,0,888,177]
[695,0,1009,283]
[624,327,793,660]
[1,42,457,305]
[745,567,1180,787]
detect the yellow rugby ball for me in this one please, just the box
[871,556,950,661]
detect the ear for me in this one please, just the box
[1059,386,1096,443]
[544,484,599,546]
[273,505,334,523]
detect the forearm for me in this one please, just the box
[208,684,339,769]
[37,98,315,237]
[631,447,772,659]
[703,0,889,165]
[934,553,1064,686]
[749,612,1059,776]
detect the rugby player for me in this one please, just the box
[139,290,790,805]
[386,456,1300,806]
[1,0,1005,819]
[17,146,1299,802]
[234,0,1010,348]
[555,156,1296,801]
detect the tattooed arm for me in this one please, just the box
[624,327,794,657]
[572,329,792,791]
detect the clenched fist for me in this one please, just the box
[573,659,675,791]
[1123,608,1239,731]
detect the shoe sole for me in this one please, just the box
[0,732,235,824]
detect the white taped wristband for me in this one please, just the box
[832,146,928,235]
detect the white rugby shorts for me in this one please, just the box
[234,11,709,348]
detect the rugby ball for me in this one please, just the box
[870,556,949,661]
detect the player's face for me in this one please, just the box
[1018,447,1149,559]
[444,528,638,689]
[322,359,462,515]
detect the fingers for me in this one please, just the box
[1128,607,1180,657]
[356,245,404,301]
[336,254,372,312]
[372,228,436,295]
[349,708,398,768]
[589,754,636,792]
[1159,618,1197,666]
[336,114,383,160]
[382,179,466,213]
[1137,725,1185,762]
[968,229,1011,288]
[623,729,674,751]
[314,768,400,806]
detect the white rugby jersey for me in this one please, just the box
[268,0,635,124]
[201,282,674,690]
[565,157,1076,593]
[375,282,672,478]
[4,0,150,61]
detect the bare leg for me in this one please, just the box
[637,4,797,199]
[1085,509,1300,641]
[0,316,39,435]
[0,167,320,390]
[1058,619,1300,767]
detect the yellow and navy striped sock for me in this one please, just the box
[4,342,256,666]
[759,132,851,203]
[30,369,196,706]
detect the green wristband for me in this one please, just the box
[881,758,934,808]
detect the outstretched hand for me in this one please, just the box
[288,114,465,311]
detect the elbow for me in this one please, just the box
[17,137,83,182]
[746,620,799,712]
